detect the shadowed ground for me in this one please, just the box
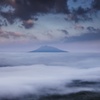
[0,91,100,100]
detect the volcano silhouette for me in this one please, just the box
[30,46,67,52]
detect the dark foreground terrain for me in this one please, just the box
[1,80,100,100]
[0,91,100,100]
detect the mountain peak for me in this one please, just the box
[30,46,67,52]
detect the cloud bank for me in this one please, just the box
[0,64,100,98]
[0,0,100,44]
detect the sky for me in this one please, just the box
[0,0,100,52]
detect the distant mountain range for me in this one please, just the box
[30,46,67,52]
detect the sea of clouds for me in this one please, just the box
[0,52,100,98]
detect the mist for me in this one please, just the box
[0,52,100,99]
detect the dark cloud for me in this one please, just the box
[61,30,68,35]
[73,0,77,2]
[22,19,34,29]
[13,0,68,19]
[92,0,100,10]
[0,0,99,22]
[87,27,100,33]
[73,7,88,15]
[87,26,96,31]
[69,9,93,22]
[65,30,100,42]
[46,33,53,39]
[67,0,100,22]
[74,24,84,30]
[0,0,69,20]
[17,0,68,12]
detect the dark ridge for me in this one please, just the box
[39,91,100,100]
[68,80,100,87]
[0,91,100,100]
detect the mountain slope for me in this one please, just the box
[30,46,67,52]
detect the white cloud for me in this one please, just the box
[0,52,100,98]
[68,0,93,11]
[0,5,15,13]
[0,64,100,97]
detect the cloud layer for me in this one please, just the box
[0,0,100,44]
[0,53,100,98]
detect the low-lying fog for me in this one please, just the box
[0,52,100,98]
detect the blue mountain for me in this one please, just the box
[30,46,67,52]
